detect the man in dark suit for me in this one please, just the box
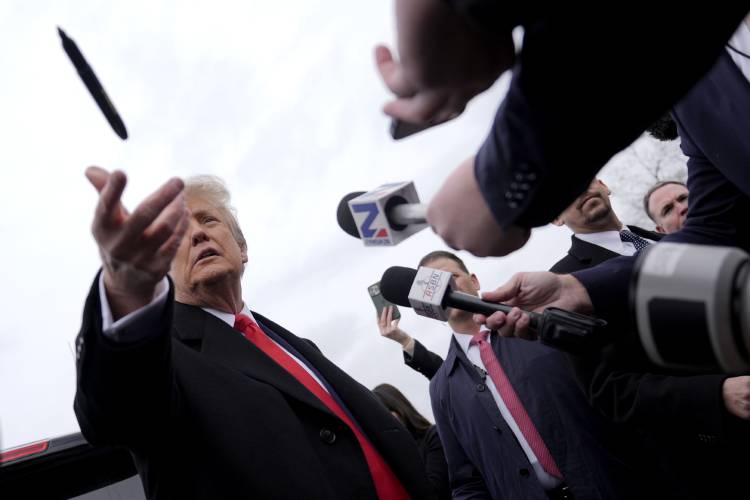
[74,169,433,499]
[478,31,750,499]
[421,251,641,500]
[549,178,662,274]
[533,177,750,499]
[375,0,748,256]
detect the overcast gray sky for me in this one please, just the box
[0,0,686,450]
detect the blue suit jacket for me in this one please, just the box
[571,49,750,500]
[430,335,639,500]
[574,49,750,336]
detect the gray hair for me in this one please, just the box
[183,175,247,251]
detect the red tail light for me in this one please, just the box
[0,440,50,464]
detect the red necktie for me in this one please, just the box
[234,314,409,500]
[471,330,564,479]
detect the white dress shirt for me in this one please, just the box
[98,275,327,390]
[453,330,563,491]
[575,229,657,256]
[727,20,750,83]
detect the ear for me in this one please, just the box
[241,248,249,264]
[470,273,480,289]
[655,226,666,234]
[597,179,611,195]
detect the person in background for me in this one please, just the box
[377,306,444,380]
[423,250,642,500]
[643,181,688,234]
[373,383,450,500]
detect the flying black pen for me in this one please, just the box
[58,27,128,140]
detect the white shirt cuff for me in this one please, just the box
[403,337,415,357]
[99,274,169,342]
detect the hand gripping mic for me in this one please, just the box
[336,182,427,246]
[380,266,609,354]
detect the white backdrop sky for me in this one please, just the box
[0,1,681,450]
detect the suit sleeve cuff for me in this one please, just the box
[99,275,170,343]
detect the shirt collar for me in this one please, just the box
[575,230,629,255]
[202,304,255,327]
[452,327,490,354]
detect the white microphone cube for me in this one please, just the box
[347,181,426,246]
[408,266,455,321]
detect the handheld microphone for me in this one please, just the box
[380,266,609,354]
[336,182,427,246]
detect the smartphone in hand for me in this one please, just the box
[368,282,401,320]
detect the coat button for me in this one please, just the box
[476,383,486,392]
[492,425,502,433]
[519,468,530,478]
[319,428,336,444]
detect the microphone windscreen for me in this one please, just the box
[336,191,366,238]
[380,266,417,307]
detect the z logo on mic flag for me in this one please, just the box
[352,203,389,239]
[347,181,425,247]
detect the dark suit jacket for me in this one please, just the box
[403,339,444,380]
[549,225,661,274]
[554,224,749,499]
[430,335,639,500]
[414,426,450,500]
[459,4,747,230]
[574,48,750,330]
[74,276,433,500]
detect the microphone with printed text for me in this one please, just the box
[336,182,427,246]
[380,266,610,354]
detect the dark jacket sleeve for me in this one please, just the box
[474,7,745,230]
[573,100,750,329]
[573,332,733,441]
[430,379,490,499]
[404,339,445,380]
[74,273,176,449]
[419,426,451,500]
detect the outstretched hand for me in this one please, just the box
[86,166,189,319]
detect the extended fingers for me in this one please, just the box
[122,177,185,242]
[383,90,449,124]
[482,273,524,304]
[155,205,189,262]
[140,193,188,252]
[484,307,536,340]
[375,45,414,98]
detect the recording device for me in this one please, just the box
[380,266,608,354]
[632,243,750,373]
[336,182,427,246]
[368,282,401,320]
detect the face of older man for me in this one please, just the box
[554,179,616,234]
[170,195,247,299]
[648,183,688,234]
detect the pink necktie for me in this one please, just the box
[471,330,563,479]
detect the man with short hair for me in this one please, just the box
[423,251,640,500]
[550,178,661,273]
[642,181,688,234]
[74,168,433,500]
[482,176,750,500]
